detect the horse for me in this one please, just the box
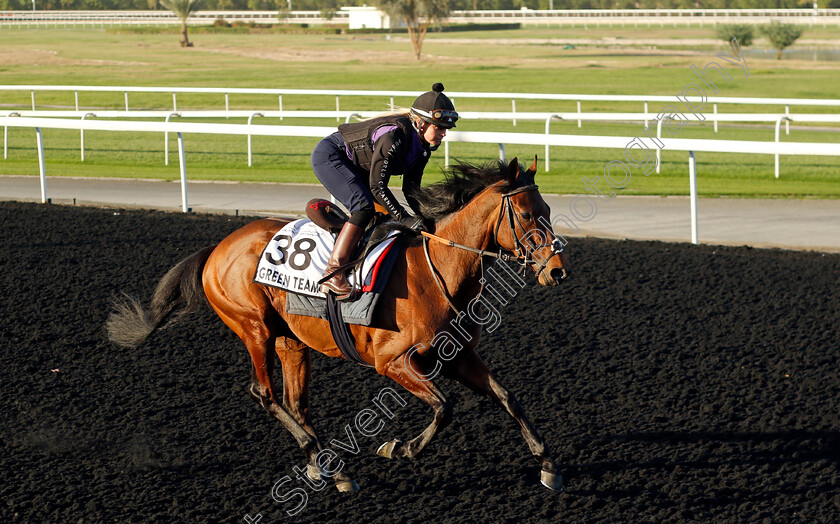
[107,156,570,493]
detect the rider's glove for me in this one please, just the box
[400,214,427,233]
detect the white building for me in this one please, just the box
[341,6,404,30]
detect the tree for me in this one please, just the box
[760,21,803,60]
[715,24,754,54]
[160,0,205,48]
[374,0,450,61]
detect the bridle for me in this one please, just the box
[421,183,565,315]
[493,184,565,281]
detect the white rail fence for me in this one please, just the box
[2,115,839,244]
[6,109,839,175]
[7,85,840,112]
[4,85,840,140]
[2,9,839,28]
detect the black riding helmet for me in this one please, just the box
[410,83,458,129]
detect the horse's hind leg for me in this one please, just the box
[243,336,357,492]
[275,338,358,492]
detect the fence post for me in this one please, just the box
[656,118,663,174]
[544,114,562,172]
[512,99,517,127]
[75,91,79,111]
[80,113,95,161]
[335,95,340,122]
[31,90,35,111]
[164,112,180,166]
[499,143,506,161]
[278,95,283,120]
[124,92,129,111]
[248,112,264,167]
[576,100,582,128]
[785,104,790,135]
[713,103,718,133]
[444,140,450,168]
[36,127,47,203]
[177,132,189,213]
[775,116,792,179]
[390,96,395,112]
[4,112,20,160]
[644,101,648,129]
[225,93,230,118]
[688,151,698,245]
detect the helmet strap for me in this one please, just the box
[412,116,439,151]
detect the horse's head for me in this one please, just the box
[491,156,570,287]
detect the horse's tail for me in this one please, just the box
[106,245,217,348]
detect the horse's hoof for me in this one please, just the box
[376,439,401,459]
[540,469,564,491]
[335,479,360,492]
[306,464,322,482]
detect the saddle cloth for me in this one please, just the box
[254,218,398,303]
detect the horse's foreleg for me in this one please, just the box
[276,340,358,492]
[376,353,452,460]
[444,349,563,491]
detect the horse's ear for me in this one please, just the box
[507,157,520,184]
[528,155,538,174]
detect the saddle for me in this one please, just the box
[305,198,348,234]
[304,198,400,367]
[305,198,398,260]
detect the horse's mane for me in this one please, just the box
[409,159,534,223]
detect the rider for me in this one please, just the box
[311,82,458,301]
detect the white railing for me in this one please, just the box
[2,9,839,28]
[2,115,838,244]
[8,85,840,108]
[457,8,840,20]
[0,10,339,27]
[7,109,839,175]
[4,85,840,133]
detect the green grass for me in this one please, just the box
[1,28,838,198]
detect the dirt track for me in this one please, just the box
[1,201,839,523]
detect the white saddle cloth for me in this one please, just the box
[254,219,397,299]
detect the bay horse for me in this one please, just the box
[107,156,570,493]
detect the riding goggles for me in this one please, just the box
[413,107,459,127]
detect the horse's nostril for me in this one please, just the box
[550,267,568,283]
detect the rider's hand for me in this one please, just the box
[400,215,427,233]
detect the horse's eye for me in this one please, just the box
[521,212,532,221]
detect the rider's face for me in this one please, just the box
[423,123,447,147]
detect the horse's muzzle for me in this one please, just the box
[548,267,569,286]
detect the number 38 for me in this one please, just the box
[265,234,317,271]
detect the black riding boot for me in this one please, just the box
[320,222,364,301]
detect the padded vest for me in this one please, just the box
[338,115,417,170]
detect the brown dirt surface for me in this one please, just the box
[200,44,420,64]
[0,47,151,67]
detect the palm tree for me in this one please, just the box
[160,0,204,48]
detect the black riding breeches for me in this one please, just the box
[311,132,375,224]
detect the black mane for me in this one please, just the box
[408,159,534,223]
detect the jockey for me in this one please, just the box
[311,82,458,301]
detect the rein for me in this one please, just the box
[421,183,565,316]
